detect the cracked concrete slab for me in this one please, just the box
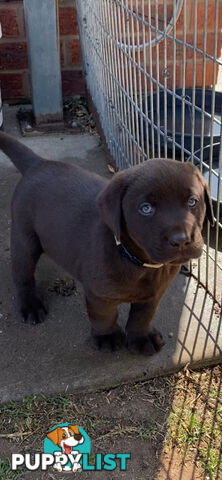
[0,106,221,404]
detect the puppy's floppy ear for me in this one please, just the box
[47,427,60,445]
[69,424,83,442]
[195,167,215,227]
[204,183,215,227]
[68,424,80,435]
[97,172,128,241]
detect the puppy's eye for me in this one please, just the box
[62,433,66,439]
[69,431,74,436]
[188,196,198,208]
[139,203,154,216]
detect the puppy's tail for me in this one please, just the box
[0,131,43,175]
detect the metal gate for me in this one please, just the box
[76,0,222,304]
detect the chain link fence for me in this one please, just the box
[76,0,222,304]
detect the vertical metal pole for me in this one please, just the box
[109,0,125,168]
[130,0,140,165]
[198,0,208,285]
[190,0,197,164]
[212,1,220,300]
[23,0,63,125]
[207,0,219,296]
[189,0,197,279]
[115,3,130,167]
[135,0,145,163]
[163,0,168,158]
[101,1,116,162]
[142,0,150,160]
[119,2,134,166]
[147,0,155,157]
[125,0,136,166]
[214,112,222,299]
[155,0,161,158]
[172,0,177,160]
[181,0,186,163]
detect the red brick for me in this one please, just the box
[59,7,78,35]
[150,0,173,4]
[60,40,65,67]
[185,60,216,88]
[129,1,185,37]
[62,69,85,95]
[59,0,76,6]
[69,38,82,66]
[23,71,31,99]
[139,61,182,90]
[0,42,28,70]
[150,4,174,31]
[158,38,180,62]
[194,32,222,60]
[0,72,24,99]
[0,8,20,38]
[175,4,186,32]
[190,1,222,32]
[158,32,221,63]
[20,8,26,38]
[157,62,182,89]
[119,2,187,47]
[161,32,222,62]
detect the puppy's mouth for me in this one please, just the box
[63,443,72,455]
[150,245,203,265]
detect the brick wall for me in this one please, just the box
[0,0,85,101]
[131,0,222,90]
[152,0,222,89]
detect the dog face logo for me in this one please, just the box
[47,425,84,455]
[13,423,130,473]
[44,423,91,473]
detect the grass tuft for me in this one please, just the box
[0,458,27,480]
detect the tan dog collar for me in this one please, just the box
[114,236,164,269]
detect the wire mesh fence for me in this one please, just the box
[76,0,222,304]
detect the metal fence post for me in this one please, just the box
[23,0,63,126]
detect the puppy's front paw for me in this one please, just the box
[21,297,48,325]
[93,325,125,352]
[126,328,165,355]
[73,463,82,472]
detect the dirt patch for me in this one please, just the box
[63,97,96,134]
[0,366,221,480]
[48,277,77,297]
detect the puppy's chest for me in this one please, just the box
[121,274,163,302]
[101,267,176,303]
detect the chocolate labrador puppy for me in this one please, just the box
[1,132,214,355]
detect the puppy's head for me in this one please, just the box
[97,159,214,265]
[47,425,84,454]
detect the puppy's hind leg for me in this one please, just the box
[11,225,47,324]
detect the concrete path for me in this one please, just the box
[0,106,221,403]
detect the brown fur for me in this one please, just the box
[0,132,214,355]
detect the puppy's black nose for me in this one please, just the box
[74,434,82,441]
[168,232,191,248]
